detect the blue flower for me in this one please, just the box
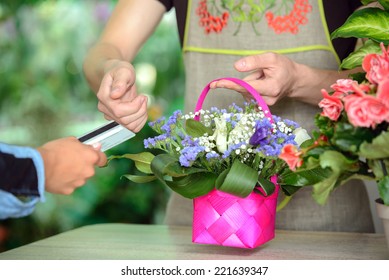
[179,146,205,167]
[249,126,268,146]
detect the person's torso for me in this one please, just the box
[181,0,339,133]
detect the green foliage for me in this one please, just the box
[331,4,389,69]
[280,0,389,205]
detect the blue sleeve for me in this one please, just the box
[0,143,45,219]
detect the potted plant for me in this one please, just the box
[278,0,389,248]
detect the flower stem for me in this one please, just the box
[276,195,293,212]
[380,159,388,177]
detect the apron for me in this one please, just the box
[164,0,374,232]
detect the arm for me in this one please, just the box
[0,138,107,219]
[210,53,362,106]
[0,143,45,219]
[83,0,166,131]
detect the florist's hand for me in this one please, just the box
[210,52,299,105]
[97,59,148,132]
[37,137,107,195]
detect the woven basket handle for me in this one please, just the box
[194,77,273,122]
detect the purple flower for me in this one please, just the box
[249,119,272,146]
[249,126,268,146]
[179,146,205,167]
[206,152,220,160]
[144,134,168,149]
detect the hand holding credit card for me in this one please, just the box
[78,121,135,152]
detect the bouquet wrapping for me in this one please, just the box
[192,175,279,248]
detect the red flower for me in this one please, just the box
[331,79,358,94]
[319,89,344,121]
[362,43,389,85]
[279,144,303,171]
[377,78,389,110]
[344,93,389,128]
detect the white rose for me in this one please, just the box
[293,127,311,146]
[213,117,227,153]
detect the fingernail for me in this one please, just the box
[92,142,102,150]
[237,60,246,69]
[111,86,119,93]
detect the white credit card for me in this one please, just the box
[78,121,135,152]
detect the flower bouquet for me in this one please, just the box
[112,77,311,248]
[279,59,389,206]
[278,0,389,207]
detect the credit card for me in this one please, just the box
[78,121,135,152]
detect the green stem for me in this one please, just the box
[276,195,293,212]
[380,159,388,177]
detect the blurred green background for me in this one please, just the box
[0,0,185,252]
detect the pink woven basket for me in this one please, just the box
[192,77,280,249]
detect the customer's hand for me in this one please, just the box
[37,137,107,195]
[96,59,148,132]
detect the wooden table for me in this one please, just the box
[0,223,387,260]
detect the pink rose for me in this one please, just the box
[344,94,389,128]
[279,144,303,171]
[377,78,389,110]
[331,79,357,93]
[362,43,389,85]
[319,89,344,121]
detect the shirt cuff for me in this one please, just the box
[0,189,40,219]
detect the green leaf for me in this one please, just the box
[215,159,258,197]
[368,159,389,179]
[151,153,207,177]
[185,118,213,137]
[311,150,359,205]
[348,71,369,83]
[279,167,332,187]
[109,152,155,174]
[150,153,216,198]
[359,131,389,159]
[331,8,389,44]
[378,176,389,205]
[257,177,275,196]
[319,150,359,173]
[280,184,302,196]
[122,174,156,183]
[166,172,217,199]
[340,40,382,69]
[312,178,337,205]
[332,122,374,153]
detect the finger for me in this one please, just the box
[110,67,136,100]
[97,102,115,121]
[72,179,87,189]
[96,152,107,167]
[98,74,115,103]
[89,143,107,167]
[210,79,246,92]
[112,95,147,119]
[126,112,148,133]
[243,71,264,81]
[118,96,148,132]
[234,53,277,72]
[119,106,147,129]
[91,142,102,151]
